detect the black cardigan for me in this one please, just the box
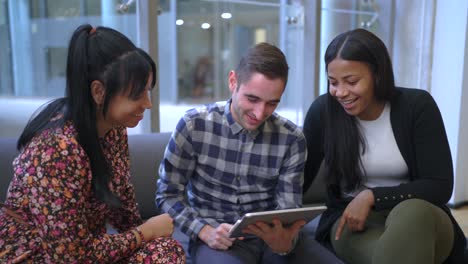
[303,87,466,263]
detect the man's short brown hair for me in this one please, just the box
[235,42,289,90]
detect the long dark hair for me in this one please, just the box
[18,24,156,207]
[323,28,395,192]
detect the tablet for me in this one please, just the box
[228,205,327,238]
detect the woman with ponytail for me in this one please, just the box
[0,24,185,263]
[303,28,466,263]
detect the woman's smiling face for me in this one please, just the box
[327,58,383,121]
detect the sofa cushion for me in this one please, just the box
[303,161,327,206]
[128,132,172,219]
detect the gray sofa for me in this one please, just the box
[1,133,466,262]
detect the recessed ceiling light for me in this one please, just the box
[221,13,232,19]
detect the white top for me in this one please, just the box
[345,103,409,197]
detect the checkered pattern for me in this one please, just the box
[156,100,307,240]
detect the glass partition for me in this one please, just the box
[0,0,13,96]
[6,0,138,97]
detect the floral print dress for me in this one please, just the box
[0,122,185,263]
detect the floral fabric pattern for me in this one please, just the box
[0,122,185,263]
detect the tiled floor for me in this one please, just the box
[452,205,468,236]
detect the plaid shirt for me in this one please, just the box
[156,100,307,240]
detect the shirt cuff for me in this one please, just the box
[188,218,209,241]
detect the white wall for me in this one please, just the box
[431,0,468,205]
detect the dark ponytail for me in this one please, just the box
[68,25,121,207]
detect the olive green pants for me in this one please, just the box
[331,199,454,264]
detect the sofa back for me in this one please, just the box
[0,132,326,218]
[0,137,18,201]
[303,161,327,206]
[128,132,172,219]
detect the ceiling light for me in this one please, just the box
[221,13,232,19]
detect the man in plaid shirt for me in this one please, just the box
[156,43,342,264]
